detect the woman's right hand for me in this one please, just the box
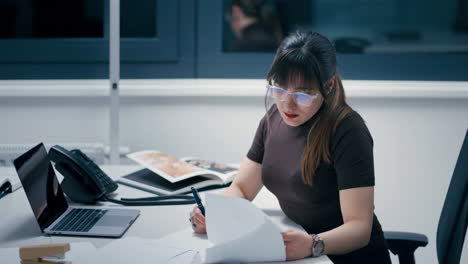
[190,205,207,234]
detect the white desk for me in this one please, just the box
[0,165,282,251]
[1,165,198,248]
[0,166,333,264]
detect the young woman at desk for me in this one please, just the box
[189,30,391,263]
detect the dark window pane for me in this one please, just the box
[0,0,158,39]
[0,0,104,38]
[222,0,468,54]
[121,0,157,38]
[222,0,285,52]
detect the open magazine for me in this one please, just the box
[117,150,238,195]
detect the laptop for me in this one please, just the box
[13,143,140,237]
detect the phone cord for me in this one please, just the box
[104,195,196,206]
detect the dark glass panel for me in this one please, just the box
[0,0,158,39]
[0,0,104,38]
[121,0,157,38]
[222,0,468,54]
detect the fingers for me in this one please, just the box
[189,206,207,234]
[191,215,207,234]
[193,215,205,225]
[194,226,207,234]
[191,206,205,218]
[190,208,206,224]
[191,206,201,216]
[281,230,296,242]
[192,215,205,227]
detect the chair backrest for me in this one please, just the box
[436,130,468,264]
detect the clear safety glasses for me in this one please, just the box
[266,84,319,107]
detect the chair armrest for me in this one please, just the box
[384,231,428,264]
[384,231,428,248]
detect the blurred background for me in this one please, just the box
[0,0,467,80]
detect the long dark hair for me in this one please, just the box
[266,30,352,185]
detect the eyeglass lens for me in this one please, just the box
[268,86,315,106]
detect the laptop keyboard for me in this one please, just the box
[51,208,107,232]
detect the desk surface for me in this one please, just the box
[0,165,281,249]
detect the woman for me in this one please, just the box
[189,30,391,263]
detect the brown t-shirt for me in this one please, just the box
[247,105,390,263]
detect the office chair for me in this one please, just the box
[384,130,468,264]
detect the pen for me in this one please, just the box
[191,187,205,216]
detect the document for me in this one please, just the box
[73,237,198,264]
[161,193,333,263]
[204,193,285,263]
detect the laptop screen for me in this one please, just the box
[14,143,68,230]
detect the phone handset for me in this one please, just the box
[49,145,118,204]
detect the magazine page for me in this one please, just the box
[117,168,225,195]
[126,151,209,183]
[180,157,238,183]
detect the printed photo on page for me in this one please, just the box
[127,151,205,183]
[181,158,238,175]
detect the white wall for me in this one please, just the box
[1,79,467,263]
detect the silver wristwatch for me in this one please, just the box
[311,234,325,257]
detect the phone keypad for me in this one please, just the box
[71,149,118,194]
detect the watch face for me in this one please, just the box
[313,238,324,256]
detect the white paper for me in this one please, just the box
[73,237,194,264]
[162,228,214,252]
[167,250,201,264]
[159,194,333,264]
[67,242,98,260]
[204,193,286,263]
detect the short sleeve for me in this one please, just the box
[331,113,375,190]
[247,116,267,164]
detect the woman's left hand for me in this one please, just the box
[281,229,314,261]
